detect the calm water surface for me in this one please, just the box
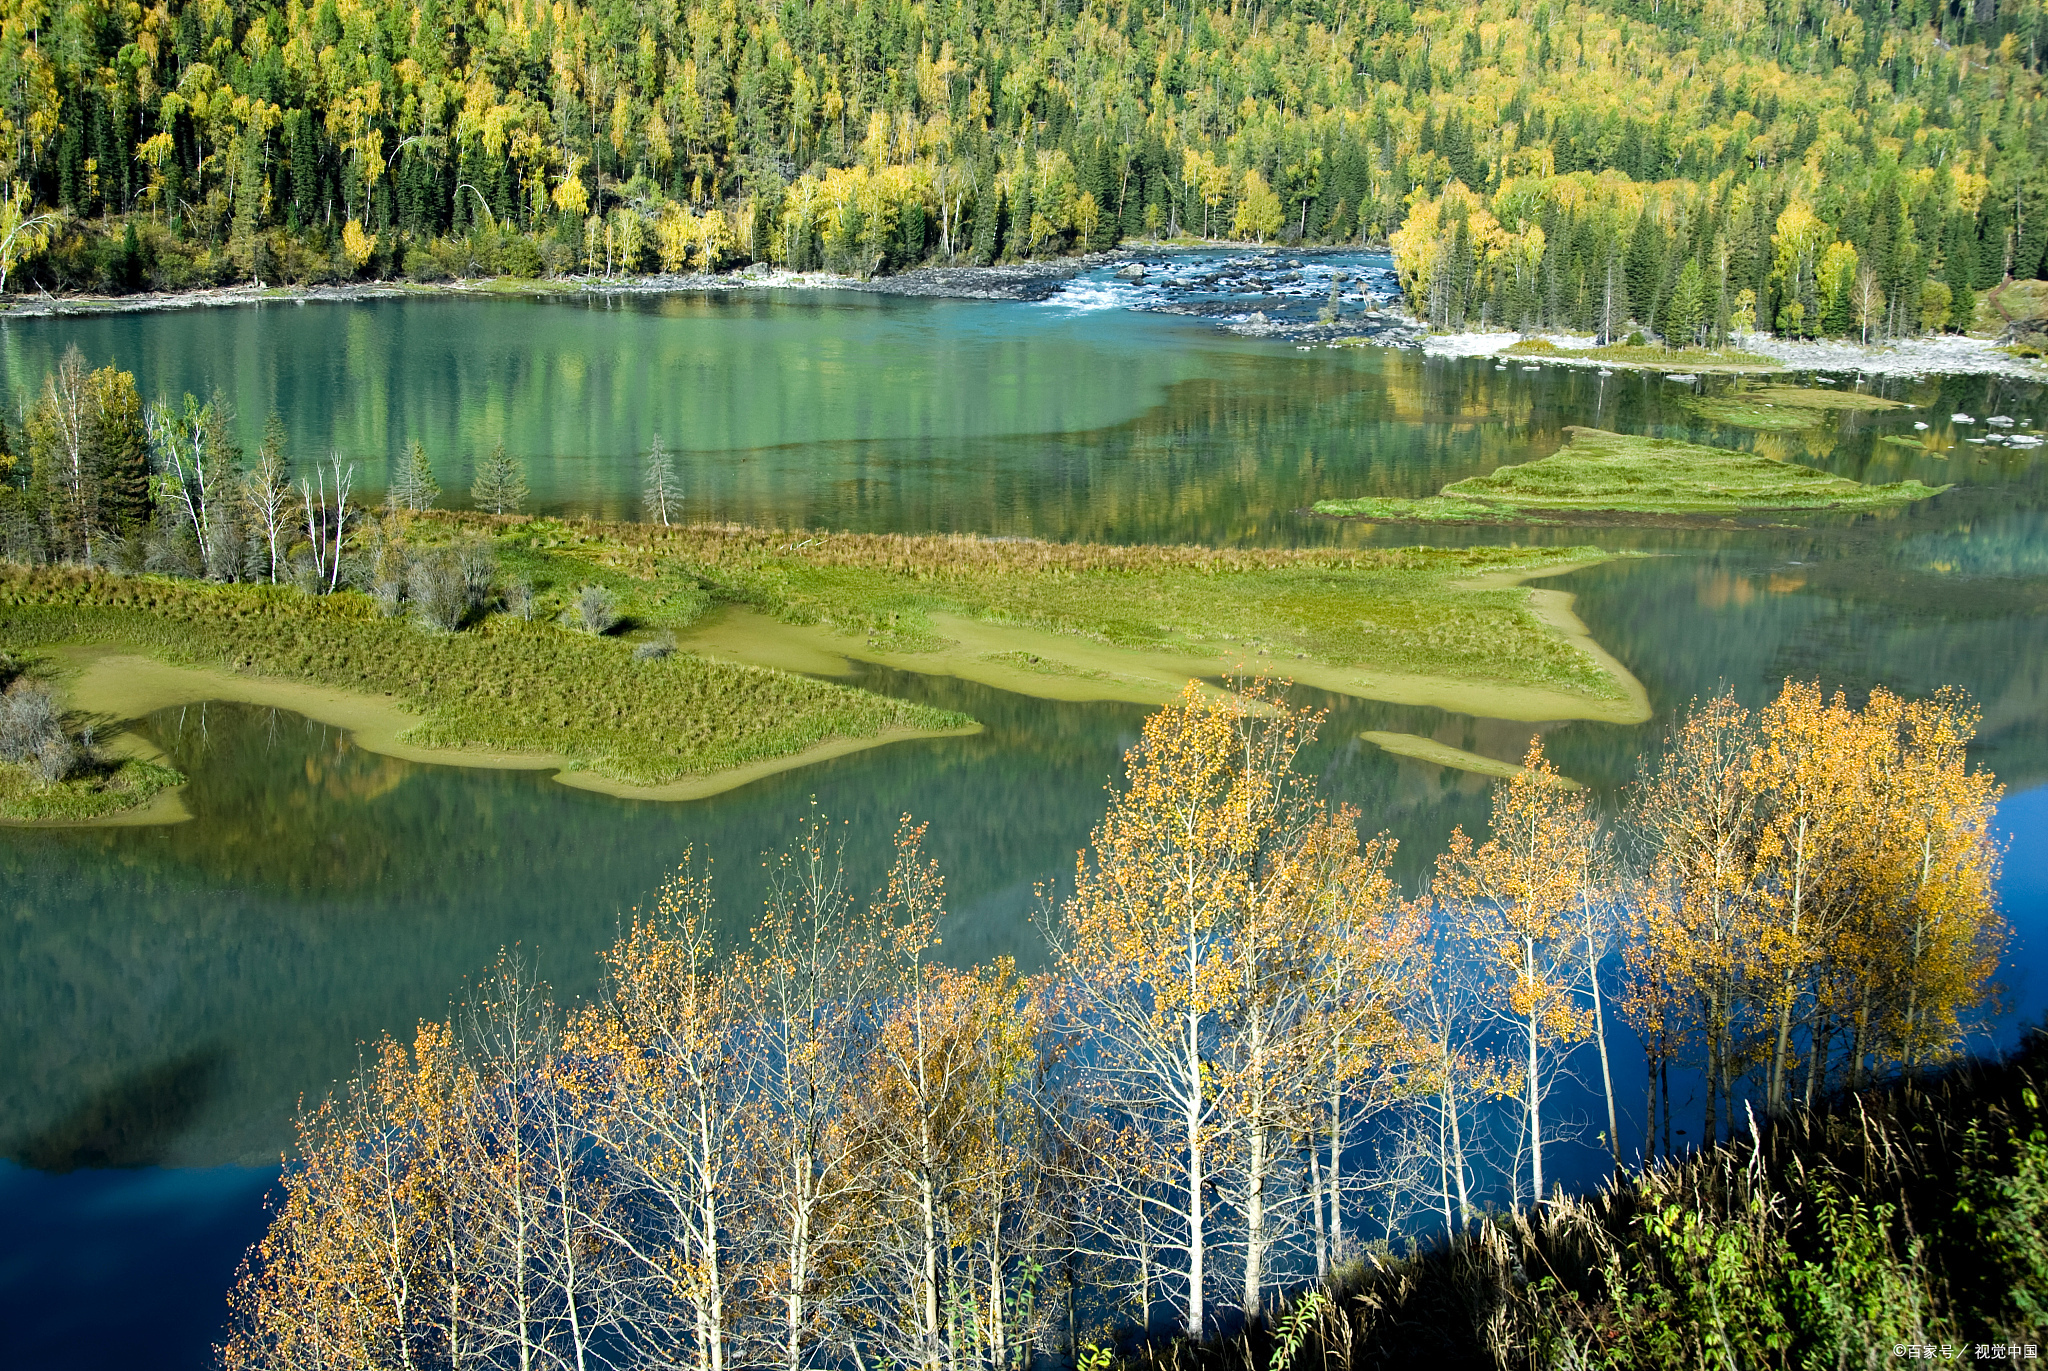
[3,259,2046,1365]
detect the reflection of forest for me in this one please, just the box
[6,293,2039,544]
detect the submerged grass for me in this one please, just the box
[0,567,969,787]
[472,520,1632,707]
[1314,426,1947,523]
[1687,383,1910,431]
[1502,338,1782,370]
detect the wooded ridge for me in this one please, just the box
[0,0,2043,344]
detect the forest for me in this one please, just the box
[216,673,2013,1369]
[1,0,2047,340]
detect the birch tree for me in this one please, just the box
[148,390,244,579]
[1625,692,1763,1149]
[1290,832,1427,1279]
[1433,739,1598,1208]
[241,415,295,583]
[736,811,884,1371]
[1747,682,1875,1116]
[1050,679,1323,1337]
[577,856,753,1371]
[853,819,1049,1371]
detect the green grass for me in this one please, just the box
[0,568,969,788]
[0,754,185,823]
[1502,338,1781,369]
[1314,426,1947,522]
[0,519,1648,763]
[475,520,1632,705]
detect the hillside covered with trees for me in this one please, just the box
[0,0,2046,342]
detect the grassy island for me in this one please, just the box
[1314,427,1948,524]
[0,746,185,824]
[0,523,1650,812]
[482,520,1647,722]
[0,567,974,798]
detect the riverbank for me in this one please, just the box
[0,257,1115,319]
[1419,325,2048,380]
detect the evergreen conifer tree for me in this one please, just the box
[470,442,528,515]
[387,440,440,512]
[643,436,681,526]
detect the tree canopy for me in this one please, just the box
[0,0,2041,338]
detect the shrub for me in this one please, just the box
[1,679,74,779]
[408,551,472,632]
[632,632,676,662]
[503,576,536,620]
[457,540,499,602]
[32,732,78,782]
[567,584,620,635]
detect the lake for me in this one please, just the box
[2,255,2044,1366]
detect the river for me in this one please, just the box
[1,254,2044,1365]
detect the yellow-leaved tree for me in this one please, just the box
[1052,679,1424,1331]
[1434,738,1603,1206]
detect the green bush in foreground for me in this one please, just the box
[0,568,968,788]
[1135,1034,2048,1371]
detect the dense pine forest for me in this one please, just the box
[1,0,2047,339]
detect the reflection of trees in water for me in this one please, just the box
[1559,552,2048,791]
[0,674,1545,1169]
[1899,511,2048,577]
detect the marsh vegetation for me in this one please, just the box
[1314,427,1947,523]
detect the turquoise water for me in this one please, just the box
[2,260,2046,1364]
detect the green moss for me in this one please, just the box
[1315,426,1947,522]
[0,569,969,788]
[0,755,184,823]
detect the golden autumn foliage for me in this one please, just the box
[1434,738,1605,1203]
[1625,681,2005,1149]
[223,676,2009,1364]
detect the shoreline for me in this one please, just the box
[44,648,982,825]
[1419,327,2048,381]
[0,241,1398,320]
[1360,730,1585,787]
[8,262,2041,381]
[0,257,1119,319]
